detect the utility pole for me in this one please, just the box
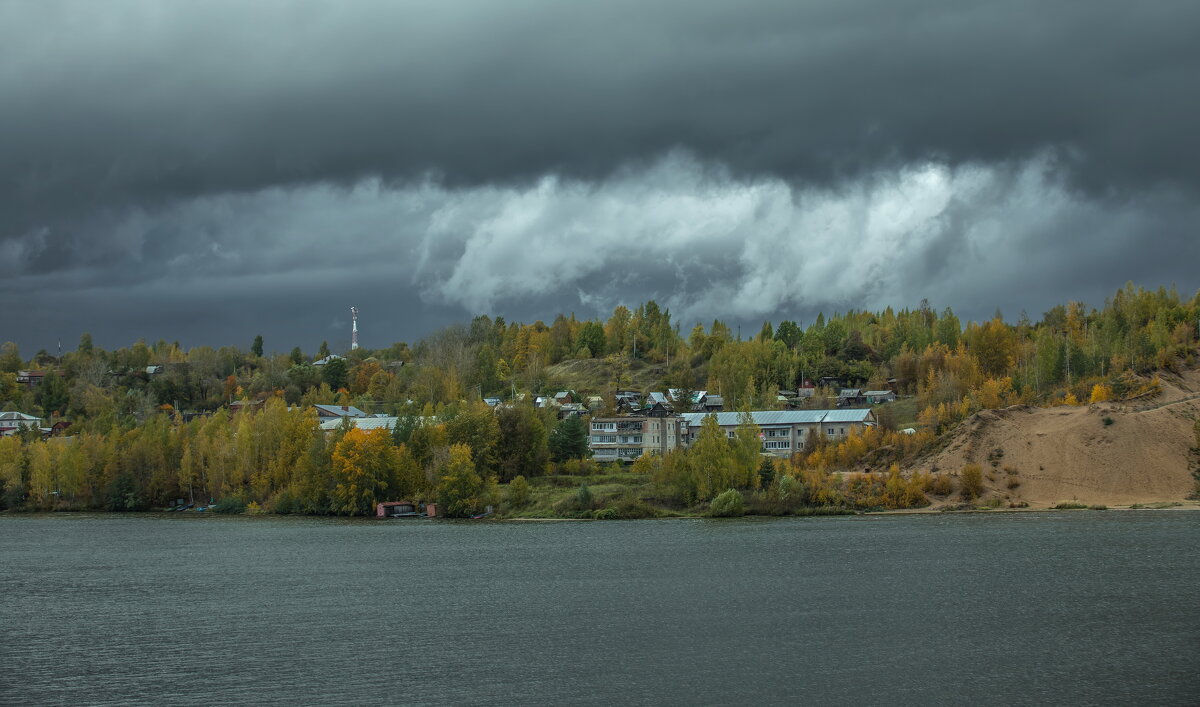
[350,307,359,350]
[1064,333,1071,388]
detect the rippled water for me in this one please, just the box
[2,512,1198,705]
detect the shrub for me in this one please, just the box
[960,464,984,500]
[593,507,618,520]
[926,474,954,496]
[1089,504,1108,511]
[212,495,248,514]
[1103,417,1114,426]
[575,483,594,510]
[611,491,658,519]
[105,473,146,512]
[269,488,302,515]
[1052,501,1088,510]
[506,475,531,508]
[708,488,745,517]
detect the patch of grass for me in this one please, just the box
[1006,478,1021,489]
[1008,500,1029,508]
[1052,502,1089,510]
[1088,504,1108,510]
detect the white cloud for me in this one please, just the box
[9,151,1197,330]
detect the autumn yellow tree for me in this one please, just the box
[1089,383,1113,403]
[330,428,403,515]
[437,443,488,517]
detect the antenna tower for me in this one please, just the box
[351,307,360,350]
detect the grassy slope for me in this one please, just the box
[543,357,672,393]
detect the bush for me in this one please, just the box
[1051,501,1088,510]
[1103,417,1114,426]
[213,495,248,514]
[506,475,531,508]
[1088,504,1108,510]
[593,508,618,520]
[269,488,302,515]
[708,489,745,517]
[926,474,954,496]
[2,480,26,510]
[610,491,658,519]
[575,483,594,510]
[960,464,984,500]
[105,473,146,512]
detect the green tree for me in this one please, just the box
[577,321,606,358]
[548,415,590,462]
[0,342,21,373]
[78,332,94,355]
[251,335,264,358]
[35,371,69,417]
[322,357,349,391]
[496,406,549,481]
[445,402,500,472]
[289,346,304,365]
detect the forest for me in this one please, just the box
[0,282,1195,517]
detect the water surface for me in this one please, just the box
[2,512,1198,705]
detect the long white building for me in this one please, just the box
[680,409,877,457]
[588,409,877,461]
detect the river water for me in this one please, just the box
[2,511,1198,705]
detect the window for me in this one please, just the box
[827,427,834,435]
[840,427,845,435]
[618,435,642,444]
[592,435,617,444]
[592,422,616,431]
[763,440,790,450]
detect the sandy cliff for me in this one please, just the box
[912,369,1200,507]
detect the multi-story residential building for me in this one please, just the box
[679,409,877,457]
[589,415,685,462]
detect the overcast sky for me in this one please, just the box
[2,0,1199,354]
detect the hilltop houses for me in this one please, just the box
[0,411,42,437]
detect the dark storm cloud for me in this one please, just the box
[1,0,1198,349]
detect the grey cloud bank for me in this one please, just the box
[1,1,1198,350]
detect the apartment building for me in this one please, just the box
[679,409,877,457]
[589,415,685,462]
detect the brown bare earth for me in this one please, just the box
[912,368,1200,508]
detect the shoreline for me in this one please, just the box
[5,501,1197,521]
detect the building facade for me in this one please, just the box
[588,415,685,462]
[679,409,877,457]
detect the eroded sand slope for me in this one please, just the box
[914,369,1200,507]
